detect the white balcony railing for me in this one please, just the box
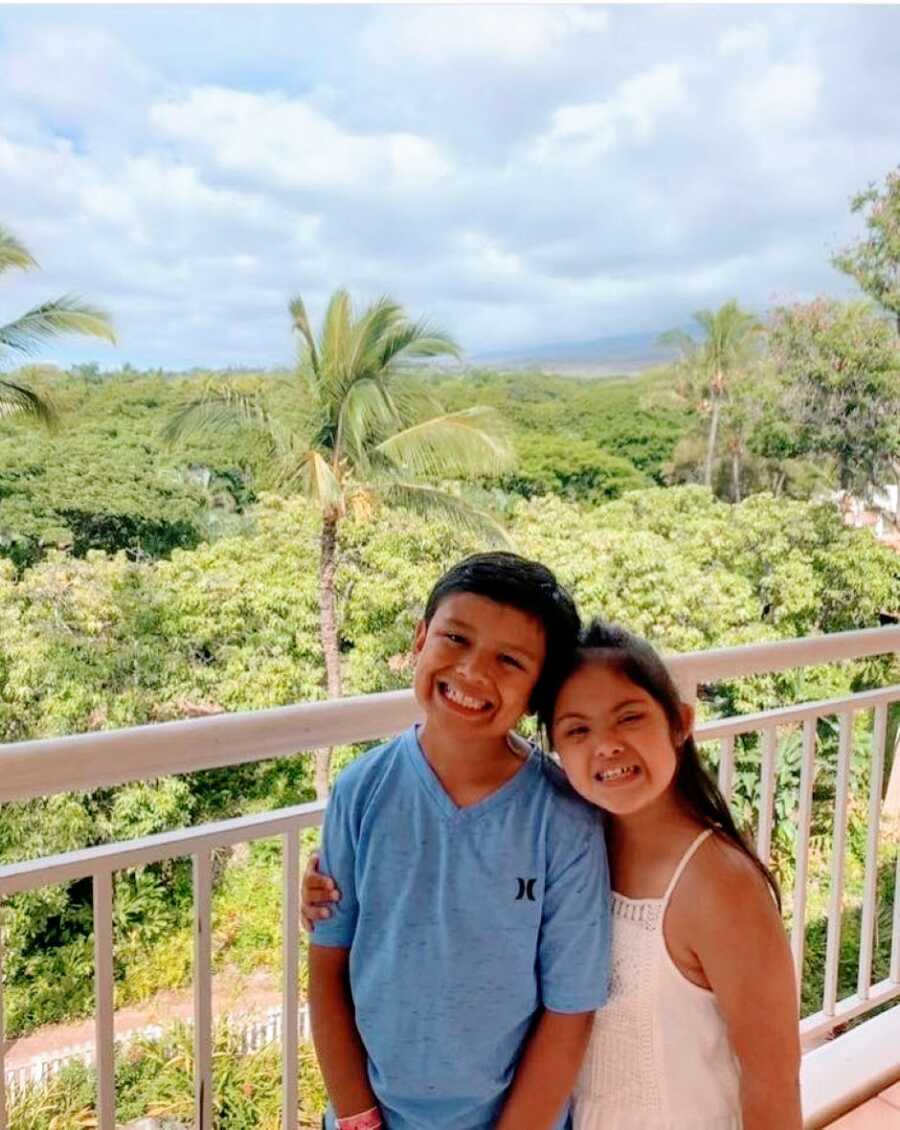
[0,625,899,1129]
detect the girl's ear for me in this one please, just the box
[677,701,695,744]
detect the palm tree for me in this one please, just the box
[165,288,513,797]
[659,300,763,488]
[1,224,116,427]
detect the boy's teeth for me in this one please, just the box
[444,684,488,710]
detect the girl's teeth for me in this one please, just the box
[599,766,638,782]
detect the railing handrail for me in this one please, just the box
[2,678,899,898]
[0,624,897,804]
[0,800,326,897]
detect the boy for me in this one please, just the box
[308,552,610,1130]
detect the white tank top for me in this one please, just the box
[573,829,742,1130]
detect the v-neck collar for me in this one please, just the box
[403,725,537,822]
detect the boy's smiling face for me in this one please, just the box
[413,592,547,744]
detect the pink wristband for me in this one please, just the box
[336,1108,382,1130]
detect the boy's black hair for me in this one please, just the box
[423,551,581,716]
[539,618,781,907]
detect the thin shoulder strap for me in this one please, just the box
[661,828,715,907]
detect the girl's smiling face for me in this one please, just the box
[552,659,692,817]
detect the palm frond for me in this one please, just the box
[380,318,460,368]
[320,289,354,391]
[277,448,344,510]
[379,480,513,548]
[375,406,513,479]
[0,295,116,356]
[346,296,405,379]
[692,300,762,371]
[335,376,401,473]
[289,295,319,376]
[0,376,59,430]
[0,226,36,276]
[162,384,273,446]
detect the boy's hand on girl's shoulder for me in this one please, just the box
[301,851,342,932]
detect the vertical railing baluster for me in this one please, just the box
[717,734,735,804]
[858,705,888,998]
[756,727,778,864]
[282,828,300,1130]
[891,842,900,985]
[0,918,7,1130]
[823,711,853,1015]
[790,717,817,1001]
[193,852,213,1130]
[93,870,116,1130]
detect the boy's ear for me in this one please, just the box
[412,619,428,657]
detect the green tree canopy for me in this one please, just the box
[833,166,900,336]
[768,298,900,495]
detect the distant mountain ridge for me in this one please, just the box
[470,329,680,374]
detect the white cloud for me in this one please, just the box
[149,87,450,194]
[718,24,770,55]
[4,25,156,136]
[363,5,608,67]
[739,62,822,125]
[617,64,688,140]
[535,63,687,160]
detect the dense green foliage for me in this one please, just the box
[833,165,900,334]
[662,297,900,503]
[428,367,689,484]
[0,366,685,570]
[768,298,900,493]
[7,1022,325,1129]
[0,369,267,568]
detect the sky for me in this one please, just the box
[1,3,898,370]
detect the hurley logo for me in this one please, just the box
[515,877,537,901]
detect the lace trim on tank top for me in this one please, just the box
[610,894,662,929]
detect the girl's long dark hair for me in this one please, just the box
[538,619,781,908]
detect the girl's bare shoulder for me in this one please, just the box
[670,830,778,928]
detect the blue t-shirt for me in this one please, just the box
[313,725,610,1130]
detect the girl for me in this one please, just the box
[302,620,802,1130]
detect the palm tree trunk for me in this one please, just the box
[704,398,722,489]
[731,449,742,504]
[315,509,343,800]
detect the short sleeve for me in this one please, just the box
[538,815,610,1013]
[309,781,360,949]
